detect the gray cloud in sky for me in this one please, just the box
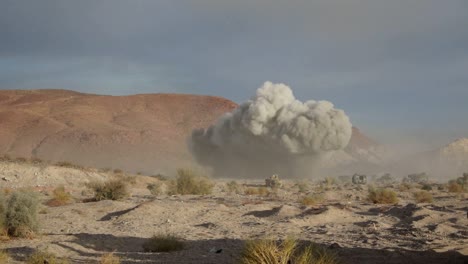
[1,0,467,146]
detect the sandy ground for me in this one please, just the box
[0,161,467,264]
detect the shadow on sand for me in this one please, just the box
[5,233,467,264]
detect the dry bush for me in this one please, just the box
[142,234,184,252]
[46,186,73,207]
[245,187,269,196]
[414,190,433,203]
[368,187,398,204]
[55,161,75,168]
[100,253,120,264]
[86,179,129,201]
[295,182,309,193]
[421,184,433,191]
[240,238,338,264]
[299,194,324,206]
[447,181,464,193]
[113,169,123,174]
[398,182,413,192]
[27,250,69,264]
[0,250,9,263]
[168,169,213,195]
[147,183,163,195]
[226,181,242,194]
[6,191,39,237]
[0,154,12,162]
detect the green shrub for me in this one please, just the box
[142,234,184,252]
[299,194,324,206]
[368,187,398,204]
[46,186,73,207]
[6,191,39,237]
[240,238,338,264]
[27,250,69,264]
[147,183,163,196]
[100,253,120,264]
[168,169,213,195]
[86,179,129,201]
[414,190,433,203]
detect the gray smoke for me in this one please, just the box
[189,81,352,178]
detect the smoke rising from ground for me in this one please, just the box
[189,81,352,178]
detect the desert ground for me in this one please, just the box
[0,159,467,264]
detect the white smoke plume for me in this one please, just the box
[189,81,353,178]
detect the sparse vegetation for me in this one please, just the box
[46,186,73,207]
[168,169,213,195]
[447,181,464,193]
[142,234,184,252]
[27,250,69,264]
[100,253,121,264]
[113,169,123,174]
[323,177,336,187]
[240,238,338,264]
[86,179,129,201]
[421,184,433,191]
[0,250,10,263]
[299,194,324,206]
[398,182,413,191]
[295,182,309,193]
[265,175,282,189]
[226,181,242,194]
[245,187,269,196]
[147,183,163,195]
[5,191,39,237]
[368,187,398,204]
[414,190,433,203]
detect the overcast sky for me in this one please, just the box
[1,0,467,148]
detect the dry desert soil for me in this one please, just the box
[0,159,467,264]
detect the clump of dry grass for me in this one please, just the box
[168,169,213,195]
[368,187,398,204]
[298,194,324,206]
[142,234,184,252]
[27,250,69,264]
[240,238,338,264]
[447,181,464,193]
[46,186,73,207]
[414,190,433,203]
[86,179,129,201]
[100,253,121,264]
[0,250,9,263]
[245,187,269,196]
[147,183,163,195]
[226,181,242,194]
[398,182,413,192]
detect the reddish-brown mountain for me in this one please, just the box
[0,89,375,174]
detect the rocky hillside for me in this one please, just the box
[0,89,377,174]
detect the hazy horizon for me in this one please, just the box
[1,1,467,149]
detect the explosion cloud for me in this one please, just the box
[189,81,352,178]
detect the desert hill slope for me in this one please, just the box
[0,89,376,174]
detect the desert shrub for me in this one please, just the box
[6,191,39,237]
[226,181,242,194]
[46,186,73,207]
[168,169,213,195]
[0,250,9,263]
[324,177,336,186]
[142,234,184,252]
[113,169,123,174]
[55,161,74,168]
[447,181,464,193]
[86,179,129,201]
[368,187,398,204]
[15,157,28,163]
[295,182,309,193]
[245,187,269,196]
[147,183,163,195]
[100,253,120,264]
[0,193,6,235]
[414,190,433,203]
[299,194,324,206]
[398,182,413,191]
[421,184,433,191]
[0,154,12,161]
[151,174,168,181]
[240,238,338,264]
[27,250,69,264]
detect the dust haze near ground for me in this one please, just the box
[190,82,352,179]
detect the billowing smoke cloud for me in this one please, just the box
[189,81,352,178]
